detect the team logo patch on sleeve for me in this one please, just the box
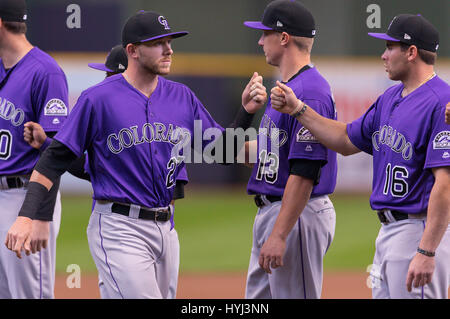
[433,131,450,150]
[45,99,67,116]
[296,127,319,143]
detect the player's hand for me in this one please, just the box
[271,81,303,115]
[405,253,435,292]
[29,220,50,254]
[24,121,47,150]
[445,102,450,125]
[242,72,267,114]
[258,235,286,274]
[4,216,33,259]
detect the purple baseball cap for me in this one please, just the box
[88,45,128,73]
[122,10,188,47]
[244,0,316,38]
[368,14,439,52]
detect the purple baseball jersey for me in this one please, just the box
[0,47,68,175]
[55,74,221,208]
[347,75,450,214]
[247,67,337,197]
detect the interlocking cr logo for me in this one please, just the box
[158,16,170,30]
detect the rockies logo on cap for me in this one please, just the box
[122,10,188,47]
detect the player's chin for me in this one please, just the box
[157,66,171,76]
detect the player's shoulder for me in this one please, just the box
[27,47,66,76]
[381,82,403,97]
[292,67,334,111]
[294,67,332,99]
[426,76,450,105]
[160,77,195,95]
[78,74,123,100]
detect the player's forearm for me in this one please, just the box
[296,106,360,156]
[30,170,54,191]
[238,140,257,167]
[213,106,256,165]
[270,174,313,240]
[419,167,450,252]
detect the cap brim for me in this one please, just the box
[368,33,400,42]
[88,63,113,72]
[140,31,189,43]
[243,21,273,31]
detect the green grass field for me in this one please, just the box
[55,189,380,274]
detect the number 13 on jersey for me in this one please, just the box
[256,149,279,184]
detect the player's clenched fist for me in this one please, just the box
[242,72,267,113]
[445,102,450,124]
[271,81,304,116]
[24,121,47,149]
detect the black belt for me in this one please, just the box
[254,195,282,208]
[376,210,409,224]
[111,203,171,222]
[1,177,26,189]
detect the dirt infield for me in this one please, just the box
[55,271,375,299]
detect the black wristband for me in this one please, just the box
[172,181,186,200]
[18,182,50,220]
[232,106,255,130]
[417,247,435,257]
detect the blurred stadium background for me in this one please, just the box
[23,0,449,279]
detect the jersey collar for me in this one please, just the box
[282,63,314,84]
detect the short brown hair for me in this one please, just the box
[400,42,436,65]
[3,21,27,34]
[291,36,313,54]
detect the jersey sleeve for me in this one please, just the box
[288,99,331,163]
[53,93,98,157]
[176,166,189,183]
[32,72,69,132]
[190,90,225,150]
[346,97,381,155]
[424,104,450,169]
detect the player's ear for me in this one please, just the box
[280,32,290,46]
[125,43,139,59]
[406,45,419,62]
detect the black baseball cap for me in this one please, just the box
[368,14,439,52]
[244,0,316,38]
[88,45,128,73]
[0,0,27,22]
[122,10,188,47]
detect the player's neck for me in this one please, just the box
[279,52,311,82]
[122,67,159,98]
[401,65,436,97]
[0,34,33,69]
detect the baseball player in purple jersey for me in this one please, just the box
[243,0,337,299]
[0,0,68,298]
[24,43,188,298]
[6,10,265,298]
[271,14,450,298]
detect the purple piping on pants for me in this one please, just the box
[297,219,307,299]
[39,251,42,299]
[421,220,426,299]
[98,214,124,299]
